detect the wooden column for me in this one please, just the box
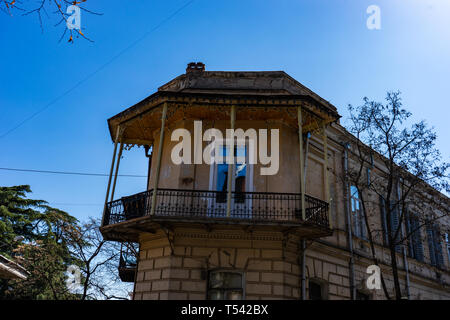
[323,123,332,229]
[297,107,306,221]
[226,105,236,217]
[102,125,122,226]
[150,103,168,216]
[110,142,124,201]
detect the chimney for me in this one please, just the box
[186,62,205,73]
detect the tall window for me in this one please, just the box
[379,196,401,252]
[350,186,366,239]
[207,271,243,300]
[426,224,444,268]
[405,212,424,261]
[215,145,247,203]
[405,212,424,262]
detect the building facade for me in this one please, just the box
[100,63,450,300]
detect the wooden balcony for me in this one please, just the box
[101,189,332,241]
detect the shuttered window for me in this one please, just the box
[379,196,401,252]
[426,224,444,268]
[405,212,424,262]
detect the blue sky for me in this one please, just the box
[1,0,449,222]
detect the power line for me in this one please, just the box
[0,167,146,177]
[49,202,103,206]
[0,0,195,139]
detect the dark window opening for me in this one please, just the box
[309,280,323,300]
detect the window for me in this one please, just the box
[405,212,424,262]
[308,280,327,300]
[350,186,366,239]
[207,271,243,300]
[426,224,444,268]
[379,196,401,252]
[215,145,247,203]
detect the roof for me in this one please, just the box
[157,66,338,113]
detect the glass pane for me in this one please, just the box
[227,291,243,300]
[209,272,242,289]
[216,163,228,203]
[236,145,246,163]
[209,271,224,288]
[208,290,223,300]
[350,185,359,199]
[217,164,228,192]
[223,273,242,288]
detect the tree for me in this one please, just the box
[344,91,449,300]
[0,185,134,299]
[0,185,82,299]
[67,217,135,300]
[1,0,101,42]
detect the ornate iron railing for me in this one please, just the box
[104,188,329,229]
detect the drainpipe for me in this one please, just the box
[343,142,356,300]
[300,239,307,300]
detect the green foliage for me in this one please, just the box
[0,185,82,300]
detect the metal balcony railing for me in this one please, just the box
[103,188,329,229]
[118,243,137,283]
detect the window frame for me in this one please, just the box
[426,224,444,269]
[207,270,245,300]
[350,185,366,240]
[405,212,424,262]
